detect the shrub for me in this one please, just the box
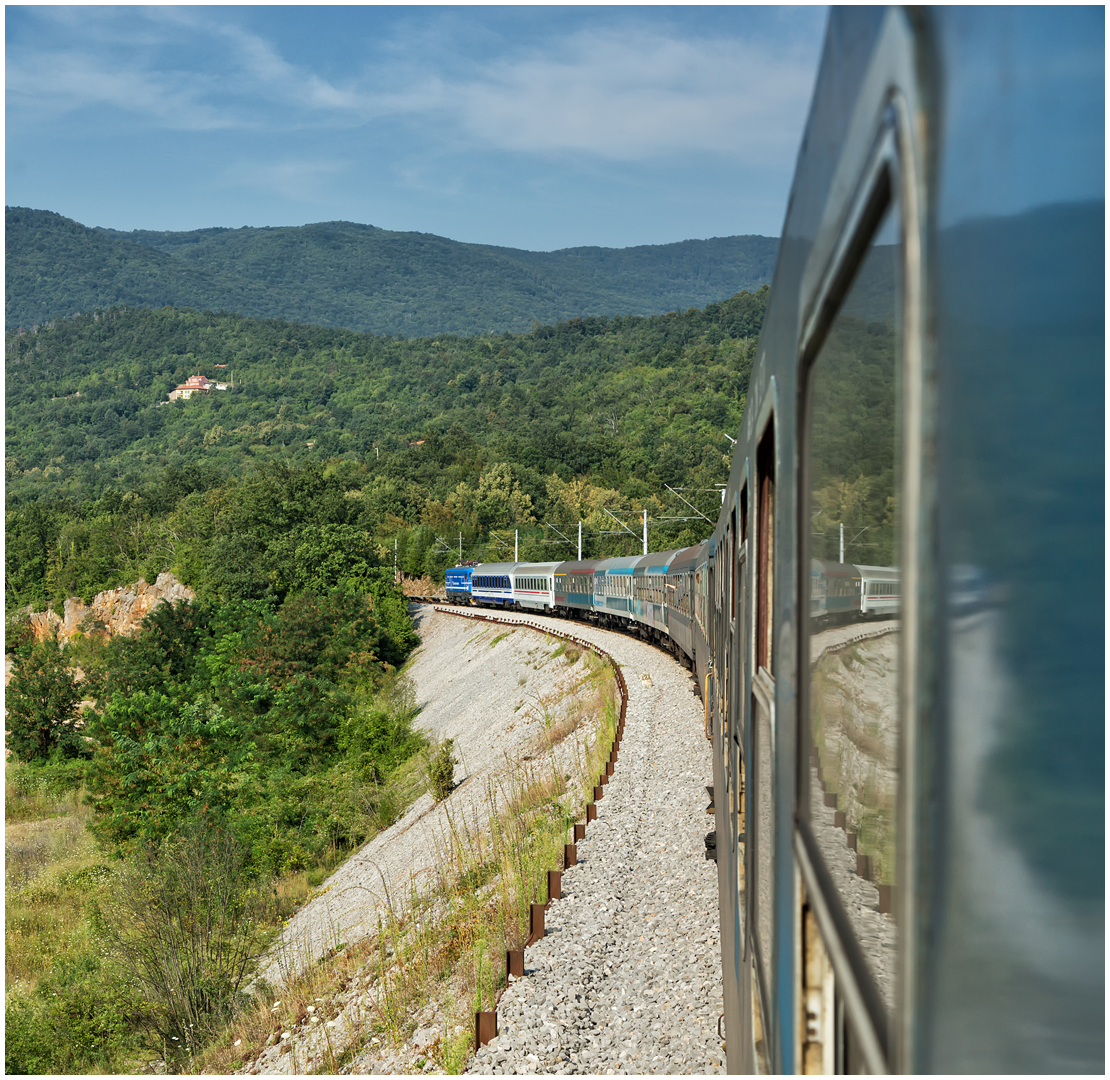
[95,825,272,1060]
[427,738,457,803]
[5,641,88,763]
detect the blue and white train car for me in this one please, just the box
[596,556,640,623]
[631,548,682,633]
[470,562,516,608]
[664,542,705,665]
[553,559,597,617]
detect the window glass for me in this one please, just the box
[805,195,901,1016]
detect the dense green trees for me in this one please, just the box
[80,586,420,870]
[5,640,88,762]
[5,284,767,873]
[6,288,766,613]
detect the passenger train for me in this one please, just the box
[442,8,1103,1072]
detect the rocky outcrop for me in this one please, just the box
[23,573,196,643]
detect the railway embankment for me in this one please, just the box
[243,606,724,1074]
[252,605,593,990]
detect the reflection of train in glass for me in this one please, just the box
[810,561,900,623]
[442,8,1102,1072]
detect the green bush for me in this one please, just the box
[97,826,271,1062]
[5,947,148,1075]
[7,758,88,798]
[427,738,457,803]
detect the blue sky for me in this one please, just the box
[5,5,828,250]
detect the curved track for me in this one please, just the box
[426,607,726,1075]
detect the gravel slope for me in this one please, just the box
[253,607,590,990]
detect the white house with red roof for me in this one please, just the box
[167,375,230,401]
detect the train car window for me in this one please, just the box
[803,185,902,1020]
[756,429,775,673]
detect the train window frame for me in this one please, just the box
[793,95,924,1075]
[749,416,777,1055]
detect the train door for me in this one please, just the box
[749,422,776,1072]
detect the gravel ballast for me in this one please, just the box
[457,610,726,1076]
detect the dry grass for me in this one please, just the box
[400,575,442,597]
[4,767,106,989]
[533,650,611,750]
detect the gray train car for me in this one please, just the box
[631,548,682,639]
[511,561,561,613]
[710,7,1103,1073]
[664,542,706,664]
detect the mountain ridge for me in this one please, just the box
[6,206,777,337]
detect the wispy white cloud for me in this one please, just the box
[7,10,818,164]
[218,158,348,204]
[5,7,360,130]
[434,29,816,162]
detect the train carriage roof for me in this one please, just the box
[512,561,562,575]
[601,555,642,573]
[666,542,708,575]
[854,564,899,579]
[634,548,683,574]
[471,562,517,576]
[554,559,609,575]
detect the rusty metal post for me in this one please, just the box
[506,949,524,978]
[475,1010,497,1051]
[529,902,545,943]
[594,782,604,799]
[564,842,577,867]
[547,869,561,903]
[587,802,597,822]
[574,822,586,841]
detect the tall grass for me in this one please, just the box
[5,763,149,1072]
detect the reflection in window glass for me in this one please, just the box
[806,201,901,1015]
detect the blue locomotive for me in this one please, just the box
[444,565,472,604]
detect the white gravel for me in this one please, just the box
[460,611,725,1075]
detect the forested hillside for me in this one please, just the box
[6,206,777,336]
[6,288,766,612]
